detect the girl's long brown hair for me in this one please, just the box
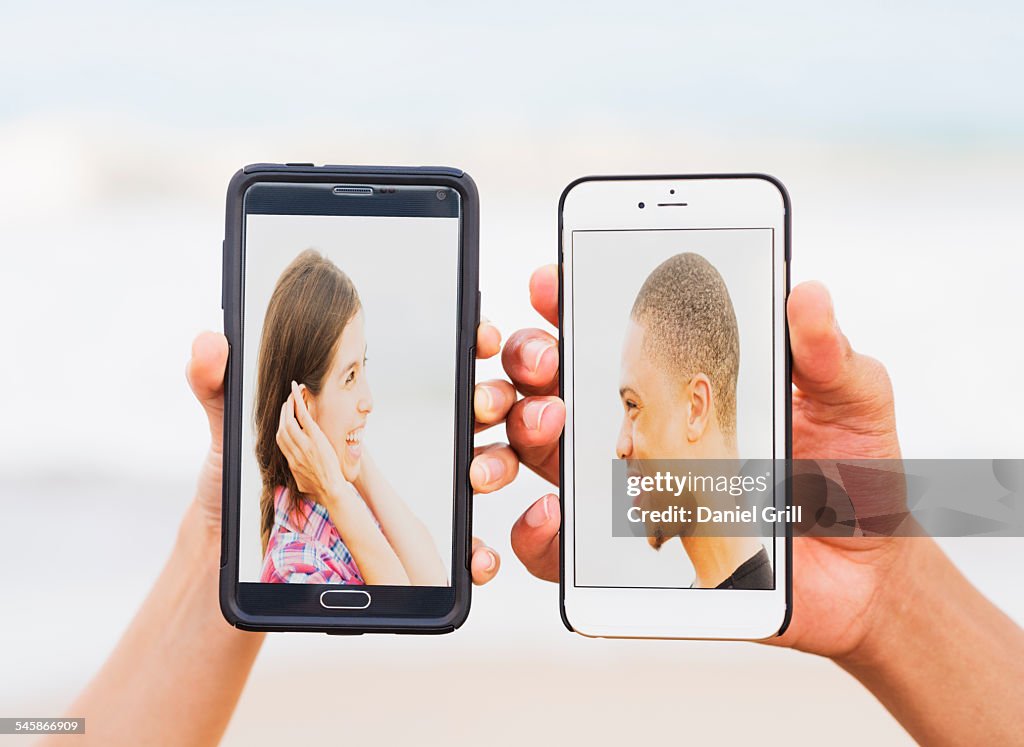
[255,249,360,555]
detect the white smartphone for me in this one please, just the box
[558,174,791,640]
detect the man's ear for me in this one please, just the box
[685,374,713,442]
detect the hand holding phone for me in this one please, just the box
[502,225,906,655]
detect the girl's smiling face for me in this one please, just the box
[308,310,373,482]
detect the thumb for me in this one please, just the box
[789,283,884,398]
[787,281,850,394]
[528,264,559,328]
[788,281,896,430]
[186,331,229,449]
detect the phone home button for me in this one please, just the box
[319,590,371,610]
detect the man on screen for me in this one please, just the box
[617,252,772,589]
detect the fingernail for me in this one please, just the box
[479,318,500,341]
[525,494,552,528]
[523,399,552,431]
[817,285,839,331]
[474,384,495,415]
[522,339,555,373]
[472,457,506,487]
[479,548,497,572]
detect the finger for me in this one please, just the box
[281,393,311,449]
[506,396,565,475]
[529,265,559,328]
[788,282,895,412]
[276,400,302,462]
[511,494,561,582]
[276,424,301,465]
[290,380,317,432]
[186,332,229,444]
[470,443,520,494]
[474,379,516,432]
[470,537,501,585]
[476,318,502,360]
[501,328,559,396]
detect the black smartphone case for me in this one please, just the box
[219,163,479,634]
[556,173,793,639]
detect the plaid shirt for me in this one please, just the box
[259,485,365,585]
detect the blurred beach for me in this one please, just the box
[1,3,1022,744]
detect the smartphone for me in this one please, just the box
[219,163,479,634]
[558,174,791,639]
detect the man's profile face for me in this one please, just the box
[616,318,690,462]
[617,318,692,548]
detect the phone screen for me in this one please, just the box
[569,226,778,591]
[238,183,460,589]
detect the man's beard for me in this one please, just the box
[651,522,675,549]
[650,525,667,550]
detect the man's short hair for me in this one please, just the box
[630,252,740,437]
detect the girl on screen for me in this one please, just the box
[254,249,447,586]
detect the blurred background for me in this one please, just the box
[1,2,1022,744]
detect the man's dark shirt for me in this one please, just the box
[715,546,773,589]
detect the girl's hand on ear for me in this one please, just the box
[277,380,350,506]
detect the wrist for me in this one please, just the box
[831,537,1024,746]
[177,500,223,571]
[322,481,355,515]
[834,537,946,673]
